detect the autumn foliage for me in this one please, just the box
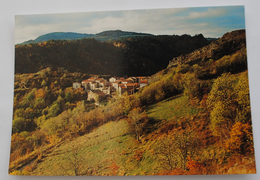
[10,30,255,175]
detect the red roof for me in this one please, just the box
[126,83,139,87]
[82,80,91,84]
[140,80,148,83]
[95,78,103,81]
[104,83,112,86]
[114,80,122,83]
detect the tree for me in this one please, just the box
[234,72,251,123]
[207,73,237,142]
[65,91,72,102]
[12,117,30,133]
[59,142,89,176]
[46,102,61,118]
[207,72,252,145]
[155,126,198,171]
[225,122,253,155]
[127,108,149,141]
[41,79,47,87]
[34,88,46,100]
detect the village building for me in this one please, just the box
[89,81,98,90]
[95,78,104,83]
[80,76,150,97]
[140,80,148,88]
[99,80,107,88]
[102,86,111,95]
[73,82,81,89]
[118,83,139,95]
[87,90,106,102]
[127,77,137,83]
[136,77,146,83]
[121,79,133,84]
[112,80,122,91]
[109,77,117,83]
[81,80,91,89]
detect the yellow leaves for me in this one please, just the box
[34,88,47,100]
[207,73,250,139]
[47,134,61,145]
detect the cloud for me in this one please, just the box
[188,8,227,19]
[15,6,245,44]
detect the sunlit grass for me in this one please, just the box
[146,95,199,121]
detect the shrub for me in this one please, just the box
[12,117,32,133]
[225,122,253,155]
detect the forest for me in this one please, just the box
[9,29,256,176]
[15,33,209,76]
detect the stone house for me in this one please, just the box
[73,82,81,89]
[90,81,98,90]
[99,80,108,88]
[87,90,106,102]
[118,83,139,95]
[102,86,111,95]
[112,80,122,91]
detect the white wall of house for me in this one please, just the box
[109,77,116,83]
[140,83,148,88]
[73,82,81,89]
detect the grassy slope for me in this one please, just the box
[146,95,199,122]
[31,94,200,176]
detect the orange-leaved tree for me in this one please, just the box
[225,122,254,155]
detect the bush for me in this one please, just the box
[225,122,253,155]
[12,117,32,133]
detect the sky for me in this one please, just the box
[15,6,245,44]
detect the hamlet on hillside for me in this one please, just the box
[73,76,150,102]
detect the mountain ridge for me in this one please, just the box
[17,30,153,45]
[17,30,218,45]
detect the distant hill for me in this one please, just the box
[93,30,152,41]
[18,32,94,45]
[18,30,152,45]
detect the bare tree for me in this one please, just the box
[127,108,149,141]
[60,142,89,176]
[155,125,198,171]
